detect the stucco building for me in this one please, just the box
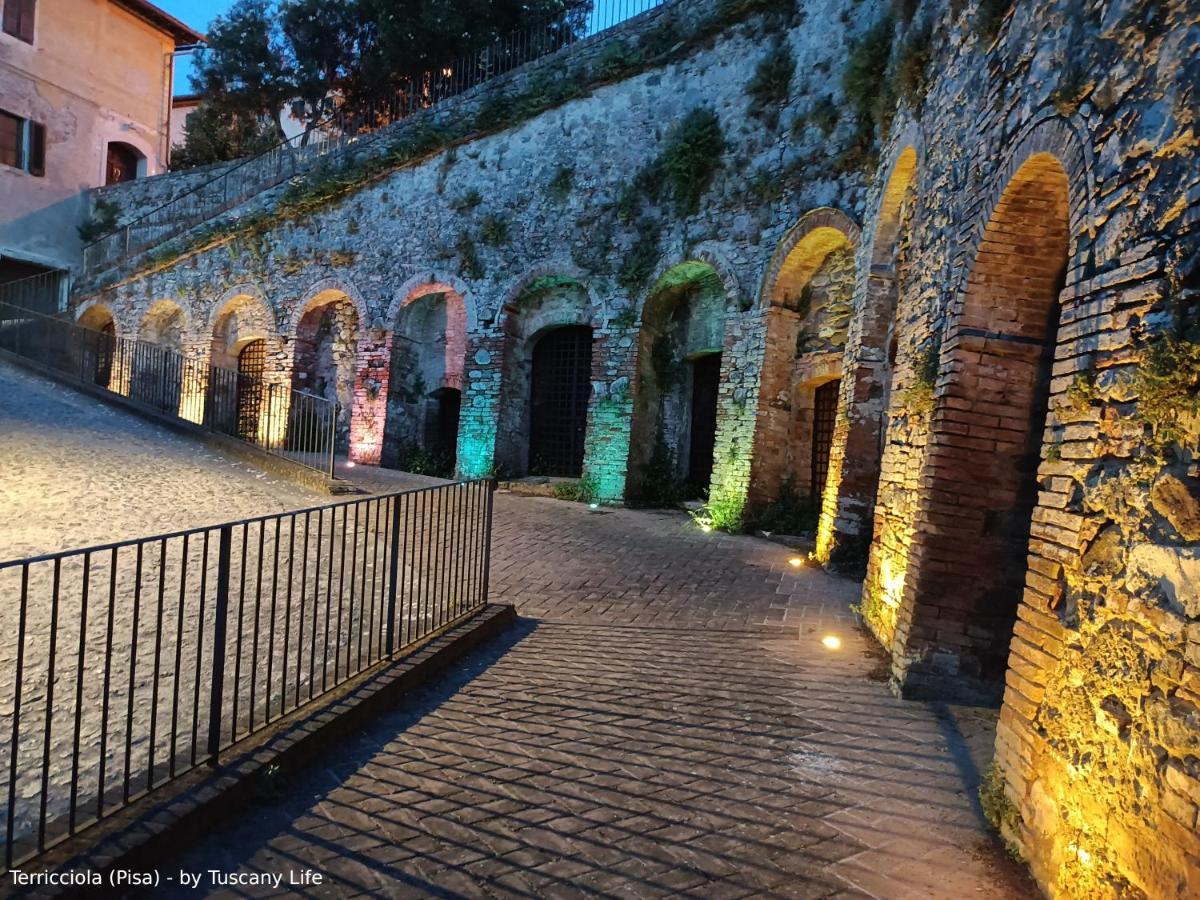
[0,0,201,285]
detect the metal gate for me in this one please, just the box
[687,352,722,489]
[811,379,840,502]
[236,339,266,441]
[529,326,592,477]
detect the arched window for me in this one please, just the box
[105,142,144,185]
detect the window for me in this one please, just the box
[0,109,44,175]
[2,0,35,43]
[105,142,143,184]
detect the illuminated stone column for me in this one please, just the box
[707,311,767,526]
[456,332,504,479]
[582,321,638,503]
[348,327,392,465]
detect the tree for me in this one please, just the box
[171,100,279,169]
[174,0,591,169]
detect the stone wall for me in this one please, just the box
[71,0,1200,895]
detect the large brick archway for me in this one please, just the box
[625,261,728,505]
[816,146,918,570]
[382,285,468,474]
[889,152,1071,702]
[749,209,859,521]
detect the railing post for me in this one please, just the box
[385,494,402,656]
[481,479,495,604]
[207,524,233,766]
[327,404,338,479]
[123,226,131,258]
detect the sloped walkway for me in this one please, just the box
[161,493,1036,899]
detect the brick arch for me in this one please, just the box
[759,207,860,309]
[946,112,1095,312]
[289,280,365,455]
[815,143,920,569]
[886,150,1073,702]
[624,257,733,503]
[644,244,741,315]
[210,283,277,331]
[209,288,284,374]
[748,209,859,512]
[137,299,190,350]
[495,263,605,332]
[387,271,479,333]
[76,299,122,337]
[288,277,371,336]
[492,267,601,479]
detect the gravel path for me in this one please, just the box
[0,360,326,562]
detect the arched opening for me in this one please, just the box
[529,325,593,477]
[898,152,1070,700]
[749,218,855,531]
[209,292,282,435]
[236,338,267,441]
[383,287,467,476]
[495,276,594,479]
[132,300,186,413]
[76,304,116,388]
[817,147,917,568]
[626,262,726,505]
[105,142,145,185]
[292,290,359,454]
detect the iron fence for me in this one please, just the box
[82,0,667,273]
[0,300,338,477]
[0,479,495,871]
[0,270,69,316]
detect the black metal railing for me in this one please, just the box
[0,479,494,871]
[0,270,69,316]
[82,0,667,273]
[0,300,338,477]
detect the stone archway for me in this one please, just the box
[626,262,727,505]
[207,290,285,437]
[816,146,918,569]
[494,275,596,479]
[291,288,361,454]
[383,285,468,476]
[890,151,1071,702]
[76,303,119,390]
[749,210,858,530]
[131,300,188,413]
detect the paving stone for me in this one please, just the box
[148,493,1037,898]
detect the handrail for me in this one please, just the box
[0,299,339,477]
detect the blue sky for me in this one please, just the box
[159,0,234,94]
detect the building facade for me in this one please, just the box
[0,0,200,282]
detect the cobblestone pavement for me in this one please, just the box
[0,361,328,561]
[160,492,1036,899]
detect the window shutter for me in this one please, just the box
[18,0,35,43]
[1,1,19,38]
[28,120,45,176]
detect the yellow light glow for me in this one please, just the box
[821,635,841,650]
[700,523,713,533]
[789,557,803,568]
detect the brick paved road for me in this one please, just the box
[160,493,1036,899]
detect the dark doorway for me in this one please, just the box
[237,339,266,441]
[105,142,142,185]
[426,387,461,470]
[529,325,592,477]
[94,321,115,387]
[687,352,721,490]
[811,379,840,502]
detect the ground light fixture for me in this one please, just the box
[788,556,803,567]
[821,635,842,650]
